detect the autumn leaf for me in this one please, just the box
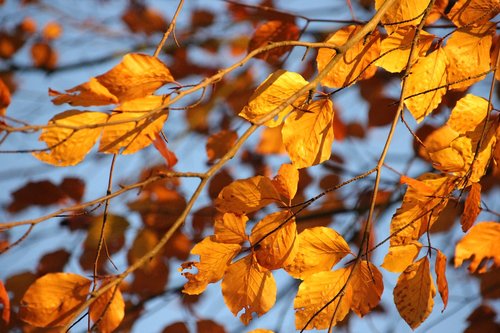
[317,25,381,88]
[394,257,436,329]
[455,222,500,273]
[382,241,422,273]
[214,212,248,244]
[271,163,299,200]
[248,20,300,63]
[0,280,9,325]
[181,236,241,295]
[206,130,237,163]
[214,176,281,215]
[250,211,298,270]
[403,47,448,123]
[447,0,500,27]
[285,227,351,279]
[461,183,481,232]
[349,261,384,317]
[435,250,449,311]
[89,283,125,333]
[221,254,276,325]
[400,175,436,197]
[256,125,286,154]
[34,110,108,166]
[239,70,309,127]
[84,215,129,254]
[375,0,431,33]
[19,273,91,327]
[0,77,11,116]
[294,268,352,330]
[282,99,335,168]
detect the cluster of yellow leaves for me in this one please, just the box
[18,273,124,332]
[35,53,174,166]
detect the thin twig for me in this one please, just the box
[153,0,184,57]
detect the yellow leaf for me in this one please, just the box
[214,212,248,244]
[447,94,489,134]
[282,99,335,168]
[34,110,108,166]
[444,22,494,90]
[394,257,436,329]
[382,241,422,273]
[115,94,169,112]
[461,183,481,232]
[455,222,500,273]
[376,26,435,73]
[238,70,309,127]
[214,176,281,215]
[285,227,351,279]
[403,48,448,123]
[49,78,118,106]
[400,175,437,197]
[294,269,352,330]
[99,112,167,154]
[447,0,500,27]
[350,261,384,317]
[19,273,91,327]
[89,283,125,333]
[375,0,431,33]
[435,250,448,311]
[221,254,276,325]
[317,25,381,88]
[181,237,241,295]
[271,163,299,200]
[250,211,298,270]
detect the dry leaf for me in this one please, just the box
[31,42,57,70]
[447,0,500,27]
[394,257,435,329]
[349,261,384,317]
[0,280,9,325]
[248,20,300,63]
[426,0,449,24]
[84,215,129,254]
[214,213,248,244]
[455,221,500,273]
[435,250,449,311]
[206,130,238,163]
[256,125,286,154]
[19,273,91,327]
[239,70,309,127]
[122,5,167,35]
[271,163,299,200]
[0,77,11,116]
[461,183,481,232]
[221,254,276,325]
[282,99,335,168]
[382,241,422,273]
[375,0,431,33]
[196,319,226,333]
[89,283,125,333]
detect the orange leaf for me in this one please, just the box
[181,237,241,295]
[435,250,449,311]
[285,227,351,279]
[19,273,91,327]
[349,261,384,317]
[214,212,248,244]
[0,77,11,116]
[461,183,481,232]
[447,0,500,27]
[403,47,448,123]
[49,78,118,106]
[0,280,9,325]
[455,222,500,273]
[426,0,449,24]
[317,25,381,88]
[84,215,128,254]
[206,130,238,163]
[42,21,62,40]
[250,211,298,270]
[375,0,431,33]
[239,70,309,127]
[89,283,125,333]
[152,133,178,168]
[214,176,281,215]
[394,257,436,329]
[221,254,276,325]
[271,163,299,200]
[282,99,335,168]
[256,125,286,155]
[248,20,300,64]
[382,241,422,273]
[400,175,436,197]
[294,268,352,330]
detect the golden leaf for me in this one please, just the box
[34,110,108,166]
[455,222,500,273]
[461,183,481,232]
[294,268,352,330]
[375,0,431,33]
[350,261,384,317]
[238,70,309,127]
[376,26,434,73]
[282,99,335,168]
[447,0,500,27]
[394,257,436,329]
[114,94,169,112]
[285,227,351,279]
[214,212,248,244]
[447,94,489,134]
[403,48,448,123]
[221,254,276,325]
[248,20,300,64]
[271,163,299,200]
[250,211,298,270]
[19,273,91,327]
[444,22,495,90]
[426,0,450,24]
[256,125,286,155]
[317,25,381,88]
[214,176,281,215]
[89,283,125,333]
[382,241,422,273]
[49,78,118,106]
[435,250,449,311]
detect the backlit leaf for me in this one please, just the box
[447,0,500,27]
[435,250,449,311]
[375,0,431,33]
[19,273,91,327]
[382,241,422,273]
[271,163,299,200]
[317,25,381,88]
[248,20,300,64]
[214,213,248,244]
[350,261,384,317]
[256,125,286,154]
[49,79,118,106]
[403,48,448,123]
[206,130,238,163]
[461,183,481,232]
[282,99,335,168]
[34,110,108,166]
[89,283,125,333]
[394,257,435,329]
[455,222,500,273]
[221,254,276,325]
[239,70,309,127]
[285,227,351,279]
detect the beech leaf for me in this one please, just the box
[455,222,500,273]
[435,250,449,311]
[89,283,125,333]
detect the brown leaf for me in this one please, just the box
[31,42,57,70]
[122,5,167,35]
[349,261,384,317]
[206,130,238,163]
[461,183,481,232]
[36,249,71,276]
[0,280,10,325]
[248,20,299,64]
[196,319,226,333]
[435,250,449,311]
